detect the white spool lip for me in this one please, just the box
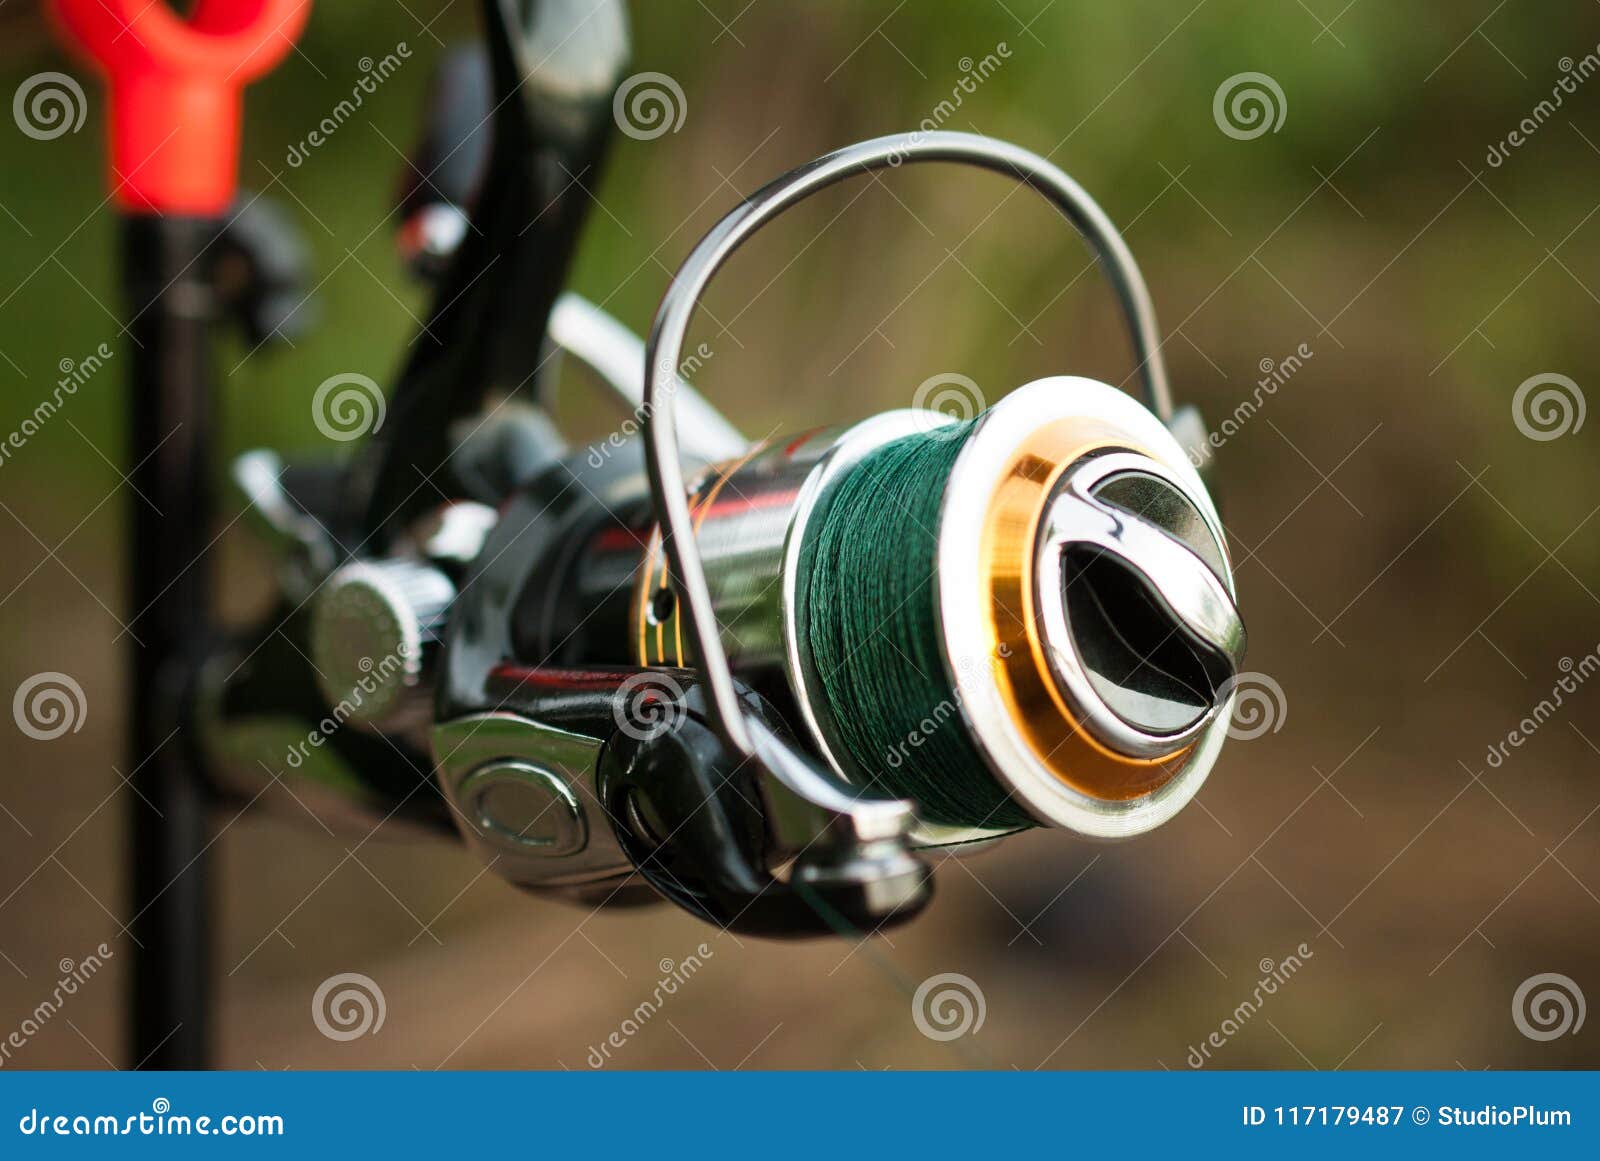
[935,377,1239,839]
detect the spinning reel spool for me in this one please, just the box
[202,4,1246,937]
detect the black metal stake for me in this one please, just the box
[122,216,218,1070]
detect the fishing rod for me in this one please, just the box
[58,0,1247,1063]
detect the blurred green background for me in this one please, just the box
[1,0,1598,1068]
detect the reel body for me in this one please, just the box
[193,3,1246,937]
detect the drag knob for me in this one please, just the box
[1036,451,1246,758]
[309,561,455,727]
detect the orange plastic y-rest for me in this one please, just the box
[51,0,310,215]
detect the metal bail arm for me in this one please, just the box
[641,130,1177,773]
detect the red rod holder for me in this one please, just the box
[51,0,310,215]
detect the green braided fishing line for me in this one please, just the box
[805,423,1035,830]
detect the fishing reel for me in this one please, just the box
[199,1,1245,937]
